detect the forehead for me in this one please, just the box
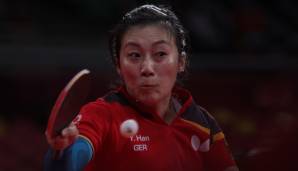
[121,24,176,47]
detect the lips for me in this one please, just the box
[141,85,156,87]
[140,84,158,88]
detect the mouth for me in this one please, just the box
[140,84,158,88]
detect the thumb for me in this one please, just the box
[61,124,79,138]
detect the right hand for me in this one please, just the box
[45,123,79,150]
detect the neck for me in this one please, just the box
[139,96,177,124]
[121,86,178,123]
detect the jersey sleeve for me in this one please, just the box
[44,137,93,171]
[199,107,237,171]
[72,99,112,156]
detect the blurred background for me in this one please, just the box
[0,0,297,170]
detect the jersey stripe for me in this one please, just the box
[180,118,210,135]
[212,132,225,142]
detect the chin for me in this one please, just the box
[137,93,160,106]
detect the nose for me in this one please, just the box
[140,56,155,77]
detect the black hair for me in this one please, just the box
[109,4,190,81]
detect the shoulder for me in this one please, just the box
[180,102,224,139]
[80,89,130,118]
[180,102,214,129]
[173,87,219,131]
[80,98,111,114]
[83,88,126,109]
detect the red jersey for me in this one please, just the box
[75,86,236,171]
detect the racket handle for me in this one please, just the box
[53,150,64,160]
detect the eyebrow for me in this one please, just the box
[123,40,171,49]
[153,40,171,46]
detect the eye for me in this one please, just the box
[154,51,167,61]
[156,51,167,57]
[128,52,141,60]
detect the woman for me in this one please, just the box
[45,4,239,171]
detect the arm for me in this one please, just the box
[224,166,239,171]
[44,137,93,171]
[199,107,239,171]
[202,138,238,171]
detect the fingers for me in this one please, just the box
[46,124,79,150]
[62,124,79,138]
[53,136,71,150]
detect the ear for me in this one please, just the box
[115,58,122,76]
[178,53,186,72]
[116,67,121,75]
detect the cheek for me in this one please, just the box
[119,58,139,84]
[160,58,179,81]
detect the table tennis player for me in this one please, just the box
[44,4,239,171]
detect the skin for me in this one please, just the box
[117,24,185,121]
[117,24,239,171]
[225,166,240,171]
[46,24,186,149]
[46,23,239,171]
[45,123,78,150]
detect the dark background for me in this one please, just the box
[0,0,297,170]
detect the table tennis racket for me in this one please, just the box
[46,69,91,139]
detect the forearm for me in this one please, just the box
[224,166,239,171]
[44,137,93,171]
